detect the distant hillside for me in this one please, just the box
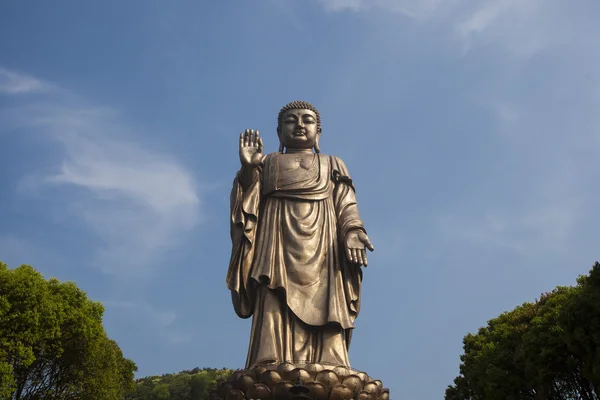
[126,367,236,400]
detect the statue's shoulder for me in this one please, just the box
[318,153,340,167]
[326,155,355,189]
[324,154,343,161]
[326,154,349,171]
[263,152,278,165]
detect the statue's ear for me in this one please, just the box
[314,133,321,154]
[277,126,284,153]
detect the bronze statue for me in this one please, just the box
[227,100,374,369]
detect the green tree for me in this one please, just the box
[152,384,171,400]
[561,262,600,393]
[127,368,235,400]
[446,262,600,400]
[0,261,137,400]
[168,374,191,400]
[190,373,211,400]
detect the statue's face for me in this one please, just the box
[278,109,319,150]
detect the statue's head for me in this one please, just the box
[277,100,322,153]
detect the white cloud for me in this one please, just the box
[312,1,600,263]
[1,72,201,278]
[434,81,599,261]
[317,0,362,12]
[436,202,580,258]
[316,0,442,19]
[0,68,55,94]
[314,1,600,258]
[435,74,598,258]
[455,0,565,57]
[315,0,586,57]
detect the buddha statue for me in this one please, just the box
[227,100,374,369]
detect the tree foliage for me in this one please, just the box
[126,368,235,400]
[0,261,137,400]
[446,262,600,400]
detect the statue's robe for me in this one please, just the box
[227,152,366,368]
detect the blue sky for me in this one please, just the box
[1,0,599,398]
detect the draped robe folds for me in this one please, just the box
[227,152,366,368]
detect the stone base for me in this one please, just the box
[212,362,390,400]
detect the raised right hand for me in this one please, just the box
[239,129,264,168]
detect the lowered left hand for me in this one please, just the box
[344,230,374,267]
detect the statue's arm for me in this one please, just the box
[227,166,262,319]
[227,130,266,318]
[332,156,366,238]
[332,156,374,266]
[232,129,266,243]
[231,165,262,240]
[237,160,265,192]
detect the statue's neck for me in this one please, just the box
[284,148,314,154]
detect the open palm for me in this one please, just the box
[345,230,374,267]
[239,129,264,167]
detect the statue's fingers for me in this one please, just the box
[258,137,264,153]
[250,129,256,147]
[360,250,368,267]
[351,249,358,264]
[240,133,244,148]
[346,247,353,263]
[357,249,364,266]
[364,236,375,252]
[244,129,250,146]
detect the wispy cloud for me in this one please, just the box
[454,0,567,57]
[314,0,600,261]
[315,0,583,57]
[0,68,55,94]
[317,0,362,12]
[435,201,581,258]
[434,82,599,262]
[316,0,442,19]
[1,69,201,278]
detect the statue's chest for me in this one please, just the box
[278,155,314,172]
[264,154,328,192]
